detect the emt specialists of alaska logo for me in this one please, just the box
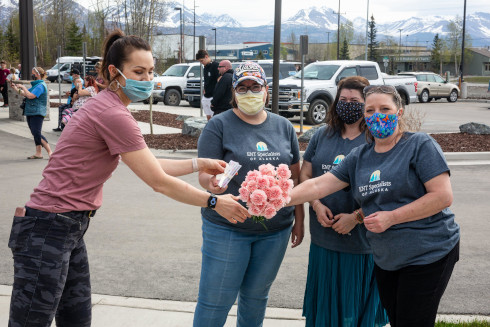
[246,141,281,162]
[358,169,392,197]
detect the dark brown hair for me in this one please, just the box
[325,76,369,137]
[196,49,208,60]
[101,29,151,83]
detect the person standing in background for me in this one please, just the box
[210,60,233,116]
[196,50,219,120]
[0,60,10,107]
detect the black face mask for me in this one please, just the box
[335,100,365,124]
[31,74,37,80]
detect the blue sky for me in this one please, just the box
[191,0,489,26]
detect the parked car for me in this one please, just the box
[151,63,201,106]
[398,72,460,103]
[183,61,299,108]
[272,60,418,125]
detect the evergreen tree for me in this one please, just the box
[368,15,378,61]
[430,34,442,73]
[65,21,83,56]
[256,50,265,60]
[340,37,350,60]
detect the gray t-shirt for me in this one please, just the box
[198,110,300,234]
[303,126,371,254]
[331,132,460,271]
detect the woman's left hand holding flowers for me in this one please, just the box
[364,211,395,233]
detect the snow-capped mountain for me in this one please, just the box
[1,2,489,46]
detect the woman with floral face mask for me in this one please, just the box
[195,61,304,326]
[300,76,388,326]
[7,29,249,327]
[288,85,460,327]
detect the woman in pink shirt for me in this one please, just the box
[7,29,249,327]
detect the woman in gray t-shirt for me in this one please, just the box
[289,85,460,327]
[301,77,388,326]
[195,62,304,326]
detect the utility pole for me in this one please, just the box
[182,0,185,62]
[326,31,330,60]
[336,0,340,59]
[365,0,369,60]
[271,0,282,114]
[460,0,467,83]
[398,28,403,72]
[193,0,197,58]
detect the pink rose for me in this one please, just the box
[247,180,258,193]
[245,170,260,182]
[276,164,292,179]
[239,187,250,202]
[249,204,264,216]
[250,189,267,206]
[271,198,285,210]
[256,176,269,189]
[263,204,277,219]
[279,179,294,193]
[268,185,283,201]
[267,175,277,187]
[259,164,275,176]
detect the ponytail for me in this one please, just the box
[101,29,152,83]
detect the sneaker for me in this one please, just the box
[52,128,62,132]
[1,104,8,107]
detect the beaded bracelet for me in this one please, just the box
[354,209,364,224]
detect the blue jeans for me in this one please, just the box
[194,217,292,327]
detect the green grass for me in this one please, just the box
[435,320,490,327]
[462,76,490,84]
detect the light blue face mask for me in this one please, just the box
[116,68,154,102]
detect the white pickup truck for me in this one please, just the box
[271,60,418,125]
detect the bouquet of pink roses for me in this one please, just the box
[239,163,294,229]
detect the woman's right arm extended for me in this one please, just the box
[121,147,250,223]
[289,171,349,207]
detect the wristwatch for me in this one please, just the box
[207,194,218,209]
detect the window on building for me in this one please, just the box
[253,50,258,54]
[485,62,490,71]
[263,50,268,54]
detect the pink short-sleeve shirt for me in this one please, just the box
[26,90,147,212]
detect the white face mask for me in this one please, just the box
[235,90,265,115]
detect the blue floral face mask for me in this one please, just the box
[335,101,365,124]
[116,68,154,102]
[365,112,399,139]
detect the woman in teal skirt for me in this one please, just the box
[300,76,388,326]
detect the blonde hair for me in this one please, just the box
[33,67,47,80]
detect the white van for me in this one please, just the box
[46,57,85,83]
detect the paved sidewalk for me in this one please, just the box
[1,285,489,326]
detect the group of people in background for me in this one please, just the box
[6,30,460,327]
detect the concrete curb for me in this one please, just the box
[1,285,489,325]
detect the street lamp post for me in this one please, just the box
[193,0,198,58]
[336,0,340,60]
[398,28,403,72]
[326,31,330,60]
[460,0,467,83]
[174,7,183,63]
[211,28,216,61]
[365,0,369,60]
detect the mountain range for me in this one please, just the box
[1,1,489,47]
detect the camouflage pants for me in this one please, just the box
[8,207,93,327]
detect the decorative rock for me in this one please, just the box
[298,123,326,142]
[175,114,192,121]
[182,117,208,138]
[459,122,490,135]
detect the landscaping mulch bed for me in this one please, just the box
[133,110,490,152]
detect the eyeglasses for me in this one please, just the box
[235,84,263,94]
[363,85,397,96]
[218,66,225,68]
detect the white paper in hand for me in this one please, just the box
[218,160,242,188]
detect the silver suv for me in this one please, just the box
[399,72,460,103]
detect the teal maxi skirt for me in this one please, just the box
[303,243,389,327]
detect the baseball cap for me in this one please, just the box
[70,68,80,75]
[232,61,267,89]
